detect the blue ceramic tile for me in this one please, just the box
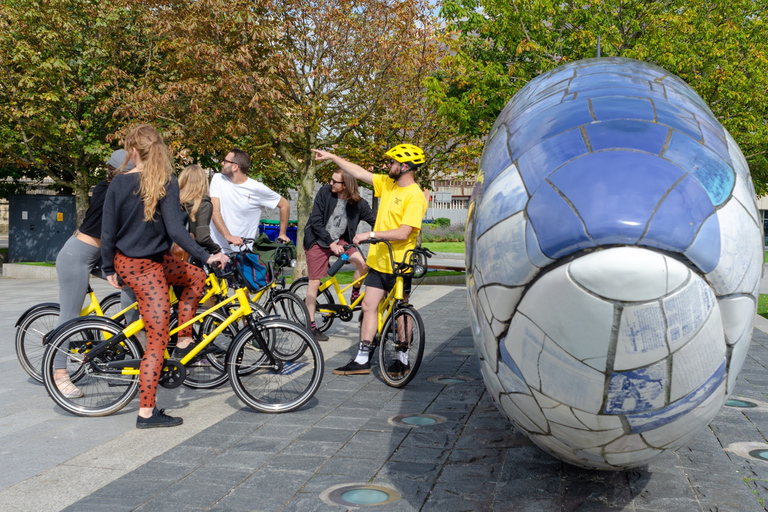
[517,128,588,193]
[527,182,596,259]
[663,132,735,206]
[575,87,662,102]
[604,363,667,414]
[626,360,725,433]
[508,102,594,161]
[655,102,702,140]
[591,96,655,122]
[585,120,668,155]
[641,175,715,252]
[475,164,528,237]
[549,151,686,245]
[526,220,555,268]
[570,72,652,92]
[479,126,512,188]
[699,119,731,167]
[500,341,527,384]
[665,86,713,117]
[684,213,721,273]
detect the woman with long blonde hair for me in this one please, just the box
[101,124,228,429]
[179,164,220,256]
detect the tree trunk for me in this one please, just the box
[74,170,91,227]
[294,159,315,279]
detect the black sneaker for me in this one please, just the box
[311,328,329,342]
[136,408,183,429]
[172,343,195,360]
[387,360,410,377]
[332,359,371,375]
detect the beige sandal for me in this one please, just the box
[55,375,84,398]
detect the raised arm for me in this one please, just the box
[312,149,373,185]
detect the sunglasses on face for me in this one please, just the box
[222,158,236,165]
[330,178,344,185]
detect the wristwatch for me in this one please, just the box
[369,231,376,239]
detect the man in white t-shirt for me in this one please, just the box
[210,148,291,253]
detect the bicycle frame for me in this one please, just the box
[318,272,367,308]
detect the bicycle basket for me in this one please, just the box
[232,252,269,292]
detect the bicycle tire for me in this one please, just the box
[289,278,336,333]
[42,318,141,417]
[16,305,60,383]
[181,308,239,389]
[99,293,123,320]
[378,306,425,388]
[265,290,312,330]
[227,318,324,413]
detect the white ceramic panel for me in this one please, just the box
[476,286,493,325]
[604,447,664,467]
[568,247,668,301]
[529,434,580,464]
[480,359,505,403]
[531,389,564,410]
[491,318,510,339]
[549,422,624,449]
[541,403,585,429]
[604,434,650,453]
[604,359,668,414]
[718,296,756,346]
[706,200,763,296]
[571,409,624,431]
[726,130,752,182]
[484,285,524,324]
[573,447,613,469]
[475,212,539,287]
[726,331,752,394]
[504,313,546,390]
[663,276,717,352]
[501,392,548,434]
[615,302,670,371]
[518,265,614,366]
[497,358,529,394]
[732,174,760,224]
[468,298,487,361]
[478,303,499,371]
[641,382,726,448]
[670,310,726,401]
[538,337,607,414]
[664,257,691,293]
[734,235,764,297]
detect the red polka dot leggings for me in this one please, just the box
[115,252,206,409]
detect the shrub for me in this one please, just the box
[421,223,465,242]
[433,217,451,227]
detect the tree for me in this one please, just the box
[431,0,768,195]
[0,0,148,220]
[117,0,463,275]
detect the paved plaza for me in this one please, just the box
[1,276,767,511]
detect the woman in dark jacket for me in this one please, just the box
[303,169,375,340]
[179,164,221,259]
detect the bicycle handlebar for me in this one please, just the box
[353,239,433,277]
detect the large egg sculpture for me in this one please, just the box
[466,57,763,469]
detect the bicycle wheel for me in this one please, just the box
[378,306,425,388]
[289,278,335,333]
[99,293,124,321]
[182,308,239,389]
[42,318,141,417]
[228,318,324,413]
[265,291,311,330]
[16,306,60,383]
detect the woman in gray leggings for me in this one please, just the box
[53,150,139,398]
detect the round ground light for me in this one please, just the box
[388,413,447,427]
[725,399,759,408]
[427,374,473,385]
[321,483,401,507]
[748,449,768,462]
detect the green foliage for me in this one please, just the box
[758,294,768,320]
[433,217,451,227]
[434,0,768,196]
[421,223,466,242]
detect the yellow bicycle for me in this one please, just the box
[40,262,323,417]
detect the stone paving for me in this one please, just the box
[1,277,767,511]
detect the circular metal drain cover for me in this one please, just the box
[749,449,768,462]
[427,374,473,385]
[388,413,447,427]
[725,399,758,408]
[322,483,401,507]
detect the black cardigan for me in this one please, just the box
[303,184,376,250]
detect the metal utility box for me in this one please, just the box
[8,195,76,262]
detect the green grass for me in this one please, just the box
[764,251,768,264]
[424,241,465,253]
[759,295,768,319]
[18,261,55,266]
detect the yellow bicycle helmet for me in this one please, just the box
[385,144,425,167]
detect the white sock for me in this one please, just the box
[399,350,409,365]
[354,343,371,364]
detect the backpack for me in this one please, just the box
[249,233,296,266]
[233,252,269,292]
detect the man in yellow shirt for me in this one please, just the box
[312,144,428,375]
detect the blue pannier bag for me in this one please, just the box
[234,252,268,291]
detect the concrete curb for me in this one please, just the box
[2,263,57,280]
